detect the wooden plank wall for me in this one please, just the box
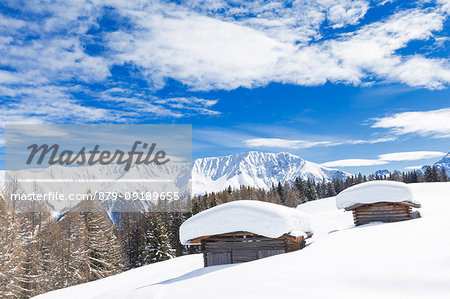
[353,202,412,226]
[201,234,306,267]
[204,251,232,266]
[285,239,306,252]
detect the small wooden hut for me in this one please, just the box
[336,181,421,226]
[180,200,313,267]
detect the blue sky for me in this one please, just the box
[0,0,449,174]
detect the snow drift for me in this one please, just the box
[179,200,312,244]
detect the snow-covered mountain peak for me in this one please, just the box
[375,169,390,176]
[192,151,350,194]
[436,152,450,164]
[421,152,450,174]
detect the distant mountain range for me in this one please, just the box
[374,169,391,177]
[375,152,450,176]
[192,151,349,194]
[432,152,450,173]
[0,151,349,196]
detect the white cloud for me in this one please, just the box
[99,89,220,118]
[321,150,447,168]
[324,7,450,89]
[0,86,125,125]
[324,0,370,28]
[243,136,395,149]
[405,165,423,170]
[371,108,450,138]
[244,138,333,149]
[105,1,450,90]
[0,82,220,126]
[107,8,293,91]
[179,0,370,42]
[153,97,220,116]
[346,137,397,144]
[321,159,389,167]
[5,124,69,138]
[1,0,449,126]
[0,1,222,122]
[378,151,446,161]
[388,56,450,89]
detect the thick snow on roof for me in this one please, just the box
[179,200,312,244]
[336,180,419,210]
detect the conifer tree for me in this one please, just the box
[325,182,337,197]
[409,170,419,183]
[424,166,440,182]
[284,185,301,207]
[138,214,175,264]
[168,212,187,256]
[118,212,142,269]
[305,179,319,201]
[33,211,65,294]
[191,199,202,215]
[439,168,448,182]
[0,195,23,298]
[147,214,175,263]
[17,211,44,298]
[59,211,90,286]
[81,201,124,281]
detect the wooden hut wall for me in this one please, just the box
[201,234,305,267]
[285,238,306,252]
[352,202,413,226]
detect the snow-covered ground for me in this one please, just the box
[34,182,450,299]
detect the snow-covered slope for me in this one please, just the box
[192,151,349,194]
[34,182,450,299]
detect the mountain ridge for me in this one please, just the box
[374,152,450,176]
[0,151,350,197]
[192,151,350,194]
[431,152,450,173]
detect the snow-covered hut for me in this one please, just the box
[336,181,421,226]
[180,200,313,267]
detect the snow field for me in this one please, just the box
[35,182,450,299]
